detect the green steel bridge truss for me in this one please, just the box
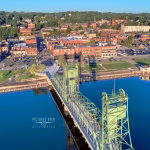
[49,63,133,150]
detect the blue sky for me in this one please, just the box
[0,0,150,13]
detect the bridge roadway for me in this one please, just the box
[46,71,119,150]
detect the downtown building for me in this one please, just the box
[51,43,117,60]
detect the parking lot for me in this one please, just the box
[117,48,150,56]
[83,57,123,64]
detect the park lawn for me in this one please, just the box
[17,73,38,81]
[81,63,104,72]
[101,61,136,70]
[134,58,150,65]
[0,69,26,83]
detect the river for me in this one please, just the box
[0,77,150,150]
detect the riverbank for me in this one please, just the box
[80,69,143,81]
[0,76,50,93]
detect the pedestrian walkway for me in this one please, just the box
[45,63,59,75]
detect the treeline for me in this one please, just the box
[0,27,19,40]
[1,11,150,28]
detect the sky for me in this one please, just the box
[0,0,150,13]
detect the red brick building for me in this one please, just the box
[48,38,83,47]
[20,28,32,36]
[26,38,36,44]
[139,37,147,42]
[52,44,117,59]
[70,31,78,35]
[92,37,107,42]
[25,44,37,55]
[28,23,35,29]
[89,22,97,28]
[99,29,120,38]
[107,20,116,26]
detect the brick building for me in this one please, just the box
[47,37,83,49]
[26,38,36,44]
[20,28,32,36]
[88,22,97,28]
[91,37,107,42]
[25,44,37,55]
[28,23,35,29]
[52,44,117,59]
[99,29,120,38]
[70,31,78,35]
[61,25,69,31]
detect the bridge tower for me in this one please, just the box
[101,89,133,150]
[63,63,79,102]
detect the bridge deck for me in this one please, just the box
[50,80,96,150]
[46,72,119,150]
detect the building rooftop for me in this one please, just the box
[14,42,26,47]
[2,44,8,47]
[27,44,37,48]
[54,43,115,49]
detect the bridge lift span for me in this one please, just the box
[49,62,134,150]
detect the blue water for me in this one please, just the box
[79,77,150,150]
[0,88,67,150]
[0,77,150,150]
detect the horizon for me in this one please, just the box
[1,0,150,13]
[1,10,150,14]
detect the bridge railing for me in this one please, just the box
[50,74,103,150]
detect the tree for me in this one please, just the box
[28,64,46,74]
[145,39,149,45]
[100,23,110,29]
[78,25,82,30]
[44,34,47,38]
[65,27,72,34]
[0,73,4,79]
[80,31,84,35]
[75,27,78,32]
[58,55,66,66]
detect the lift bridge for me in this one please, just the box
[46,63,133,150]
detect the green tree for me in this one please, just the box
[78,25,82,30]
[145,39,149,45]
[75,27,78,32]
[80,31,84,35]
[0,73,4,79]
[100,23,110,29]
[65,27,72,34]
[44,34,47,38]
[58,55,66,66]
[28,64,46,74]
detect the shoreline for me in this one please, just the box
[0,69,149,93]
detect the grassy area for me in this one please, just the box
[81,63,104,72]
[0,69,26,83]
[101,61,136,70]
[17,73,38,81]
[134,58,150,65]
